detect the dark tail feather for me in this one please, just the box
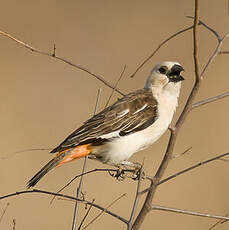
[27,154,65,189]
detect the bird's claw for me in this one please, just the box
[108,162,145,181]
[109,167,126,181]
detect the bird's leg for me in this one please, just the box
[108,164,126,181]
[119,161,144,180]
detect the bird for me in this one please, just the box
[27,61,184,188]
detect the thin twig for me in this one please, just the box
[129,11,225,79]
[152,205,229,221]
[0,189,128,224]
[219,51,229,54]
[82,193,126,230]
[192,92,229,109]
[50,168,117,204]
[208,213,229,230]
[200,32,229,77]
[71,158,88,229]
[12,218,16,230]
[128,166,144,230]
[193,3,201,82]
[0,202,10,223]
[77,199,95,230]
[129,25,194,78]
[140,152,229,195]
[1,148,52,160]
[159,152,229,185]
[187,16,221,41]
[0,30,124,96]
[132,1,201,229]
[186,17,229,78]
[53,44,56,56]
[218,158,229,162]
[105,65,126,108]
[72,88,101,230]
[57,197,76,202]
[172,146,192,159]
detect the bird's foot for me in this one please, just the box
[109,166,126,181]
[109,161,145,181]
[131,165,145,180]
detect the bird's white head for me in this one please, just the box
[145,61,184,97]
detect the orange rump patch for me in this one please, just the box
[57,144,92,166]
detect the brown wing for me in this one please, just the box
[50,89,158,153]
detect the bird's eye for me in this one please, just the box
[158,67,167,74]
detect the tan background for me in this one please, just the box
[1,0,229,229]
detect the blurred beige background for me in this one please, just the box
[1,0,229,229]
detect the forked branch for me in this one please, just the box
[0,189,128,224]
[0,30,124,96]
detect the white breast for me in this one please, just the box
[97,84,180,165]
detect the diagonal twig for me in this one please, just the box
[1,148,52,160]
[200,32,229,77]
[151,205,229,221]
[81,193,126,230]
[192,92,229,109]
[0,202,10,223]
[140,152,229,195]
[130,14,226,79]
[132,1,201,229]
[72,88,102,230]
[12,218,16,230]
[219,51,229,54]
[105,65,126,108]
[208,213,229,230]
[0,189,128,224]
[77,199,95,230]
[128,166,144,230]
[0,30,124,96]
[129,25,194,78]
[187,16,221,41]
[50,168,118,204]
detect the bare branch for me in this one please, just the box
[128,166,144,230]
[0,202,10,223]
[186,17,229,77]
[77,199,95,230]
[1,148,52,160]
[0,189,128,224]
[140,152,229,195]
[159,152,229,185]
[129,25,194,78]
[219,51,229,54]
[105,65,126,108]
[152,205,229,221]
[72,88,102,230]
[187,16,221,41]
[209,213,229,230]
[218,158,229,162]
[192,92,229,109]
[82,193,126,229]
[172,146,192,159]
[132,1,201,229]
[193,3,201,82]
[50,168,117,204]
[200,32,229,77]
[12,218,16,230]
[129,14,226,80]
[0,30,124,96]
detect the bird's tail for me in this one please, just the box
[27,144,91,188]
[26,153,66,188]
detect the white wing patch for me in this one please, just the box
[132,104,148,115]
[117,109,129,118]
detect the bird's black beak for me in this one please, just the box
[168,64,184,82]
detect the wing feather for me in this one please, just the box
[50,89,158,153]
